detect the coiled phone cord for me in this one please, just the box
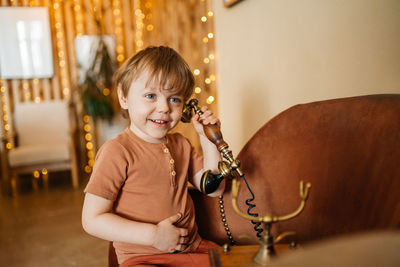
[219,174,264,245]
[241,173,264,238]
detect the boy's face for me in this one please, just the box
[118,70,184,143]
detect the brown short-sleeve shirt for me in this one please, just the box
[84,128,204,264]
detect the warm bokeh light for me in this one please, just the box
[84,165,92,173]
[83,115,90,123]
[85,133,92,141]
[33,170,40,178]
[117,54,125,62]
[117,45,124,53]
[103,88,110,96]
[88,151,95,158]
[86,142,93,150]
[146,24,154,31]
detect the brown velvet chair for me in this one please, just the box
[192,94,400,246]
[109,94,400,266]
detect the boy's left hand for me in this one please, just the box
[191,106,220,137]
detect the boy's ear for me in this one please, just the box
[117,85,128,109]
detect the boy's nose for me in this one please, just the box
[157,99,170,113]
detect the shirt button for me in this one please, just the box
[169,159,175,164]
[171,170,176,176]
[164,148,169,153]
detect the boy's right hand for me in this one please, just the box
[152,213,189,253]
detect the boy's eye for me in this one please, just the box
[170,97,182,103]
[145,93,156,99]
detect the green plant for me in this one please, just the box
[80,36,116,122]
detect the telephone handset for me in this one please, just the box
[181,99,263,243]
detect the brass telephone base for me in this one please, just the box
[253,243,276,266]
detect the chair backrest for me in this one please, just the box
[191,94,400,245]
[13,100,70,146]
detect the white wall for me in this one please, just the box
[213,0,400,153]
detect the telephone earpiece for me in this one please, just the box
[181,101,194,123]
[181,99,230,152]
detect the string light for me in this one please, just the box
[73,0,84,37]
[83,115,94,173]
[73,0,96,174]
[113,0,125,63]
[0,79,11,150]
[191,0,217,108]
[134,0,144,52]
[144,0,154,35]
[200,2,217,106]
[53,0,70,98]
[83,0,103,176]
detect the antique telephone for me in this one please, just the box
[182,98,311,265]
[181,99,265,241]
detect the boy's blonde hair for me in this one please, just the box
[114,46,194,102]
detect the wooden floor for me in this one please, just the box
[0,172,108,266]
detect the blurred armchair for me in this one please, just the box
[1,100,79,195]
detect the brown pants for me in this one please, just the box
[120,240,219,267]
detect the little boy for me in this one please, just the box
[82,46,225,267]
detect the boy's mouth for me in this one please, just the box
[149,119,169,125]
